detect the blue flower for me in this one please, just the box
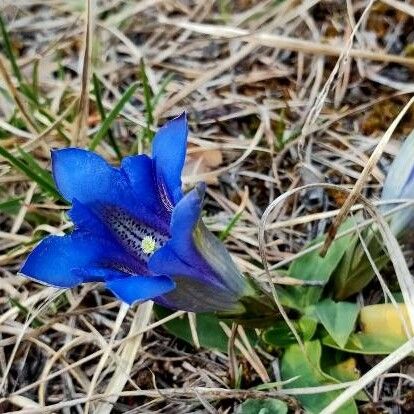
[20,113,258,314]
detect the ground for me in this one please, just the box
[1,1,414,413]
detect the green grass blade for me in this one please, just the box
[0,14,51,133]
[139,60,155,142]
[140,60,154,125]
[0,197,22,214]
[31,59,40,103]
[0,13,22,83]
[9,298,43,328]
[89,82,139,150]
[0,146,61,199]
[151,72,173,108]
[17,148,56,188]
[219,211,243,241]
[92,73,122,160]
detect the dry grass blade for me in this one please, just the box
[184,119,265,183]
[300,0,376,147]
[258,193,306,353]
[4,388,297,414]
[94,301,153,414]
[84,302,129,414]
[72,0,94,146]
[158,16,414,67]
[154,43,256,117]
[220,322,270,383]
[381,0,414,17]
[321,96,414,256]
[0,56,39,134]
[187,312,200,349]
[0,290,63,394]
[1,310,187,404]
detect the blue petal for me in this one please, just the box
[69,199,110,237]
[52,148,128,206]
[149,183,250,307]
[152,113,188,204]
[106,275,175,305]
[71,266,128,283]
[149,244,201,279]
[149,244,242,312]
[149,183,221,287]
[120,154,156,203]
[121,154,170,220]
[52,148,169,233]
[165,182,205,260]
[20,232,124,288]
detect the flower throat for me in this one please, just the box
[102,207,169,262]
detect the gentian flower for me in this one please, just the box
[21,114,269,317]
[381,130,414,235]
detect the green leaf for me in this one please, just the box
[330,234,358,298]
[312,299,359,349]
[322,332,406,355]
[262,323,297,348]
[236,399,288,414]
[262,316,317,348]
[332,229,389,300]
[281,341,357,414]
[280,220,355,309]
[321,351,359,383]
[89,82,139,150]
[321,350,368,402]
[335,253,389,300]
[154,306,231,352]
[297,315,318,341]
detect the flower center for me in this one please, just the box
[140,236,157,254]
[102,207,169,263]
